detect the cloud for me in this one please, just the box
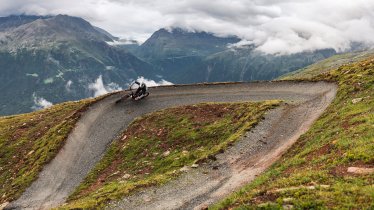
[1,0,374,54]
[134,76,173,87]
[106,39,139,46]
[65,80,73,92]
[32,93,53,110]
[88,75,171,97]
[88,75,122,97]
[228,40,254,49]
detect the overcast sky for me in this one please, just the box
[1,0,374,54]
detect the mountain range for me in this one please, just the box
[121,27,336,83]
[0,14,338,115]
[0,15,156,115]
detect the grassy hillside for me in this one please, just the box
[212,56,374,209]
[0,97,103,205]
[280,50,374,80]
[61,101,280,209]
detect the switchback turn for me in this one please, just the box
[7,81,337,210]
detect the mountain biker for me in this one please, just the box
[134,81,147,97]
[115,80,148,104]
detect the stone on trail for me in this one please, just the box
[191,163,199,168]
[143,196,151,202]
[180,166,190,172]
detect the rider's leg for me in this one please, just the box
[135,88,141,96]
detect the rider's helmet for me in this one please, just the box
[141,82,146,89]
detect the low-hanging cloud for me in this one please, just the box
[134,76,173,87]
[32,93,53,110]
[65,80,73,92]
[88,75,122,97]
[1,0,374,54]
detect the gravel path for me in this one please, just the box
[6,81,337,210]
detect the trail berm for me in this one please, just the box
[7,81,337,210]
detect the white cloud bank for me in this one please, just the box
[88,75,122,97]
[32,93,53,110]
[88,75,173,97]
[134,76,173,87]
[1,0,374,54]
[106,39,139,46]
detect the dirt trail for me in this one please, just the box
[6,81,337,210]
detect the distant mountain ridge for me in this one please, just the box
[0,14,156,115]
[203,46,336,82]
[121,27,336,83]
[135,28,241,60]
[0,15,113,50]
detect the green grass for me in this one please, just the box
[211,55,374,209]
[61,101,280,209]
[280,50,374,80]
[0,100,94,204]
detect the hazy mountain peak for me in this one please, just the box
[138,27,241,60]
[154,27,238,39]
[0,14,115,50]
[51,15,97,33]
